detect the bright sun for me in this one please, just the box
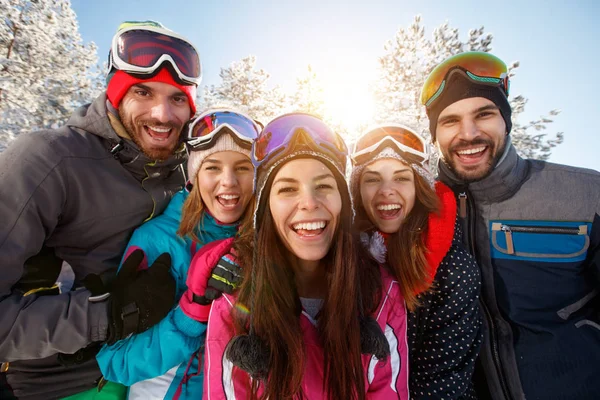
[319,58,378,140]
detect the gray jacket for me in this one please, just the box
[0,93,187,399]
[438,139,600,400]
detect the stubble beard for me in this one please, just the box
[118,108,181,161]
[442,136,507,183]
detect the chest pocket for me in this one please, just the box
[490,220,590,262]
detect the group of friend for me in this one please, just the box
[1,20,598,400]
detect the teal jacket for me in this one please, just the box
[96,189,238,399]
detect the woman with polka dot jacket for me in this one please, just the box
[351,124,483,399]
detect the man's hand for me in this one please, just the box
[106,250,176,344]
[58,250,176,365]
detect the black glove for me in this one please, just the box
[106,250,176,344]
[204,251,243,300]
[14,245,63,294]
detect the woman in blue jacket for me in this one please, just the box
[96,109,260,399]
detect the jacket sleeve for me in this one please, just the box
[95,228,206,385]
[408,242,483,399]
[366,280,410,399]
[0,134,108,361]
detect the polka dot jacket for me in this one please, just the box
[362,182,483,399]
[407,220,483,399]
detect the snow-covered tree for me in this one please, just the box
[374,16,563,161]
[0,0,103,151]
[290,65,326,118]
[200,55,287,124]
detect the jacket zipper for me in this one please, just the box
[460,191,513,400]
[500,224,585,256]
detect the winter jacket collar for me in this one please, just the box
[437,136,529,204]
[160,190,239,246]
[65,92,187,181]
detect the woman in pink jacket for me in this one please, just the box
[198,113,410,399]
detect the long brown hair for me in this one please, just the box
[233,165,381,400]
[352,155,439,311]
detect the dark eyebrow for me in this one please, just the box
[273,173,334,186]
[313,173,335,181]
[438,104,500,123]
[362,170,381,176]
[473,104,499,114]
[273,177,298,185]
[131,83,186,97]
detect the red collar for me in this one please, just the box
[377,181,456,290]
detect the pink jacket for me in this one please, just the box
[203,269,409,399]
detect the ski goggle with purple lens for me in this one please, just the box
[252,113,348,172]
[186,109,261,150]
[108,22,201,86]
[352,124,428,166]
[420,51,509,108]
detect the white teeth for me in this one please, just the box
[377,204,401,211]
[457,146,486,155]
[148,126,171,133]
[293,221,326,231]
[219,194,239,200]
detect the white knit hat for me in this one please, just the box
[187,132,251,184]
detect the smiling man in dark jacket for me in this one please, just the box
[421,51,600,400]
[0,21,201,399]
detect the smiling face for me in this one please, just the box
[196,151,254,224]
[118,81,192,160]
[435,97,508,182]
[359,158,415,234]
[268,158,342,263]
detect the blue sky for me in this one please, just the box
[71,0,600,171]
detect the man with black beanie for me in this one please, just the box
[422,51,600,400]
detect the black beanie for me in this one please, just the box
[425,72,512,141]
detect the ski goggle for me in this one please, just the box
[186,109,261,150]
[352,124,428,166]
[108,23,201,86]
[420,51,509,108]
[252,113,348,172]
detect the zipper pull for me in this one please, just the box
[458,192,467,218]
[501,225,515,254]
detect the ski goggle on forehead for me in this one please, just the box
[420,51,510,108]
[109,24,201,86]
[186,109,261,151]
[252,113,348,172]
[352,124,428,166]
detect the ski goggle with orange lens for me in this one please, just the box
[352,125,428,166]
[252,113,348,173]
[109,23,201,86]
[187,110,261,150]
[420,51,509,108]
